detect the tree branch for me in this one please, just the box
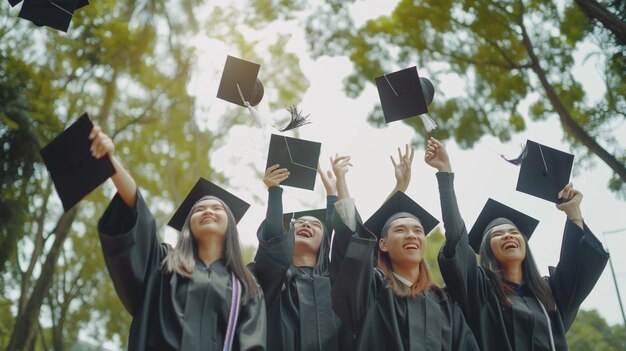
[575,0,626,45]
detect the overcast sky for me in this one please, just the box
[160,0,626,326]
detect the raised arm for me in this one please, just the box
[550,184,609,329]
[90,125,137,207]
[259,164,289,241]
[94,127,163,315]
[330,206,379,333]
[427,137,489,314]
[384,144,414,202]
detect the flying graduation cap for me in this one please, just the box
[375,66,437,132]
[266,133,321,191]
[167,178,251,231]
[40,112,116,211]
[11,0,90,32]
[502,140,574,203]
[217,55,311,132]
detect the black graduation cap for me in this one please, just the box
[266,133,321,191]
[364,191,439,239]
[40,112,116,212]
[467,198,539,253]
[167,178,251,231]
[17,0,89,32]
[282,208,327,231]
[217,55,264,108]
[503,140,574,203]
[375,66,437,131]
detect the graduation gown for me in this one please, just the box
[436,172,610,351]
[251,187,354,351]
[98,190,266,351]
[330,210,479,351]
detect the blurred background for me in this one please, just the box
[1,0,625,349]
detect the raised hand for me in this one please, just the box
[331,154,352,180]
[89,125,115,159]
[391,144,414,192]
[318,164,338,196]
[424,137,451,173]
[263,164,290,189]
[556,182,584,227]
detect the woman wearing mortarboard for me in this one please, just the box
[329,147,479,351]
[427,137,609,351]
[91,127,266,350]
[249,160,355,351]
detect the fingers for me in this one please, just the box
[557,182,573,200]
[390,155,398,167]
[265,164,280,175]
[90,126,114,159]
[408,145,415,162]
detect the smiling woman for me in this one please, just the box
[428,137,610,351]
[91,127,266,351]
[249,163,354,351]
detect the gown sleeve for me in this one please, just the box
[436,172,491,316]
[98,189,168,315]
[330,208,379,333]
[548,220,609,330]
[253,186,292,305]
[236,291,268,351]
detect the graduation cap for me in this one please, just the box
[364,191,439,239]
[16,0,89,32]
[40,112,116,212]
[467,198,539,253]
[502,140,574,203]
[216,55,311,132]
[282,208,328,232]
[375,66,437,132]
[167,178,251,231]
[266,134,321,191]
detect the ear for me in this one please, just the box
[379,238,389,252]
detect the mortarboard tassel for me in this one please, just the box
[501,144,529,166]
[279,106,312,132]
[419,113,438,133]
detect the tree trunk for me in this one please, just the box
[6,208,78,351]
[518,9,626,184]
[575,0,626,45]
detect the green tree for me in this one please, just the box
[567,309,626,350]
[1,0,308,349]
[295,0,625,196]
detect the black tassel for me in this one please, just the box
[501,144,529,166]
[279,106,312,132]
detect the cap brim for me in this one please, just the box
[167,178,250,231]
[364,191,439,238]
[468,198,539,253]
[40,112,116,211]
[266,134,321,190]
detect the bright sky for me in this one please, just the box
[164,0,626,326]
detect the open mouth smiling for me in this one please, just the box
[403,243,420,250]
[502,241,519,250]
[296,228,313,238]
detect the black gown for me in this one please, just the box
[435,172,610,351]
[98,190,266,351]
[330,205,479,351]
[250,186,354,351]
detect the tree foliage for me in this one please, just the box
[296,0,625,196]
[0,0,308,349]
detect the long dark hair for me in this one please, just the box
[478,230,556,311]
[377,249,434,297]
[162,196,259,301]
